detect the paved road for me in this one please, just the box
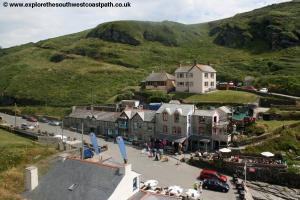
[0,112,240,200]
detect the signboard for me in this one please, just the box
[90,132,100,155]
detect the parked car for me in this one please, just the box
[259,88,268,93]
[202,179,230,193]
[198,169,227,183]
[48,120,61,126]
[21,123,28,130]
[21,115,30,120]
[241,85,257,91]
[21,123,35,130]
[38,116,50,123]
[27,116,38,122]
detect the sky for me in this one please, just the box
[0,0,291,48]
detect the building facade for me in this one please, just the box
[190,108,231,151]
[143,71,175,92]
[117,108,155,141]
[175,64,217,93]
[155,103,195,142]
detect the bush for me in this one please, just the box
[246,124,267,136]
[49,53,65,63]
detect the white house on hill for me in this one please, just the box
[175,63,216,93]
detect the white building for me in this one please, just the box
[175,64,217,93]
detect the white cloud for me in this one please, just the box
[0,0,291,48]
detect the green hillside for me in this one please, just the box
[0,1,299,106]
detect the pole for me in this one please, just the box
[14,103,17,128]
[81,121,84,160]
[61,119,64,149]
[244,161,247,184]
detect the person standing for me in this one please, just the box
[198,181,203,194]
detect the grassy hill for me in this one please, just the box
[0,129,56,199]
[0,1,299,106]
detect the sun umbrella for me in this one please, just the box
[219,148,231,153]
[144,180,158,188]
[168,185,183,195]
[186,189,200,199]
[261,151,274,157]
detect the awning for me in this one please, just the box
[174,137,186,143]
[154,134,186,143]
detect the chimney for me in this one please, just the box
[25,166,38,191]
[72,106,76,112]
[193,60,197,65]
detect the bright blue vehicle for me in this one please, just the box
[84,147,94,159]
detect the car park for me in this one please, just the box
[202,179,230,193]
[199,169,227,183]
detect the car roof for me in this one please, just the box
[202,169,217,174]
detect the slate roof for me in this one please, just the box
[145,72,175,82]
[68,108,120,122]
[193,109,216,117]
[156,103,194,116]
[194,64,216,72]
[175,66,191,73]
[175,64,216,73]
[124,109,156,122]
[23,159,124,200]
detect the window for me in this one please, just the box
[198,127,204,135]
[177,82,184,87]
[204,82,208,86]
[205,73,208,78]
[211,73,214,78]
[189,82,193,87]
[185,82,189,86]
[172,127,177,134]
[133,122,137,130]
[188,73,193,78]
[211,82,214,87]
[147,123,152,131]
[163,125,168,134]
[174,113,179,123]
[163,112,168,121]
[177,73,184,78]
[138,123,142,128]
[133,177,138,191]
[198,116,205,123]
[177,127,181,134]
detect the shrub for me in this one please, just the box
[49,53,65,63]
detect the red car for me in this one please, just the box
[241,85,257,91]
[198,169,227,183]
[27,116,37,122]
